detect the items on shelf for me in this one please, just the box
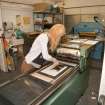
[0,22,25,72]
[33,12,63,32]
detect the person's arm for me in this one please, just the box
[40,36,53,61]
[40,35,59,66]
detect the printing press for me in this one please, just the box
[73,16,105,60]
[0,38,99,105]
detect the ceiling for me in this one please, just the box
[1,0,62,5]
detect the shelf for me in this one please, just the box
[34,23,53,25]
[33,11,63,15]
[33,12,63,32]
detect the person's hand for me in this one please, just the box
[52,58,59,66]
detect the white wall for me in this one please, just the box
[64,6,105,15]
[65,15,81,34]
[63,0,105,33]
[0,7,2,29]
[64,0,104,8]
[0,2,34,32]
[1,0,53,5]
[64,0,105,15]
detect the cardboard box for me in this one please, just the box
[33,3,49,12]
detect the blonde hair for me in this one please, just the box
[49,24,65,52]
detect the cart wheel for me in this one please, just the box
[98,95,105,105]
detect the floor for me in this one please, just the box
[76,59,102,105]
[76,67,101,105]
[0,59,102,105]
[0,58,22,85]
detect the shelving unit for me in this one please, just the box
[33,12,64,32]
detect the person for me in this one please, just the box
[21,24,65,73]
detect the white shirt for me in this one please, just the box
[25,33,53,64]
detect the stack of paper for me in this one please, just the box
[57,48,80,57]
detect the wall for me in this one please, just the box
[64,14,101,34]
[64,0,104,8]
[63,0,105,34]
[0,2,34,32]
[64,0,105,15]
[65,15,81,34]
[1,0,53,5]
[0,7,2,29]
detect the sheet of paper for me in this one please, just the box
[61,43,80,49]
[57,48,80,56]
[30,72,53,83]
[83,40,98,45]
[41,66,67,77]
[70,39,88,43]
[59,61,77,67]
